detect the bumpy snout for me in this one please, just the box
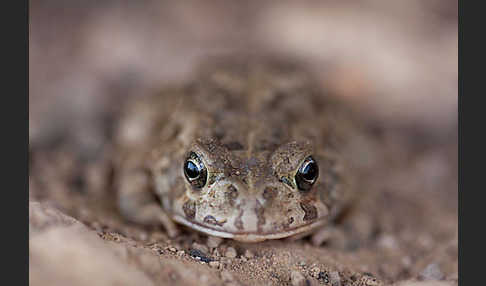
[173,175,329,238]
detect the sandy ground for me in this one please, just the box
[29,1,457,285]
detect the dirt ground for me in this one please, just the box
[29,1,457,285]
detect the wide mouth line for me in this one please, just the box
[172,214,326,238]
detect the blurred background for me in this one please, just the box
[30,0,457,153]
[29,1,458,284]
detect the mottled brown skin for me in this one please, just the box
[114,59,366,242]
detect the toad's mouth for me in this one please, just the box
[172,214,327,242]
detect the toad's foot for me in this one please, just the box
[117,169,179,238]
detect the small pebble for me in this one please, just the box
[358,276,381,286]
[291,270,307,286]
[189,248,212,263]
[244,249,254,258]
[207,236,223,249]
[225,247,237,258]
[209,261,220,268]
[318,272,329,283]
[298,261,306,267]
[420,263,444,280]
[310,267,321,278]
[168,247,177,252]
[177,250,185,256]
[329,271,341,286]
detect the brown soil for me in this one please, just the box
[29,2,457,285]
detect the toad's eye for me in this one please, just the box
[295,156,319,191]
[183,152,207,188]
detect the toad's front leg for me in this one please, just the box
[117,168,179,238]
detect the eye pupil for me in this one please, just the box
[301,162,317,181]
[184,161,200,179]
[183,152,207,188]
[295,156,319,191]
